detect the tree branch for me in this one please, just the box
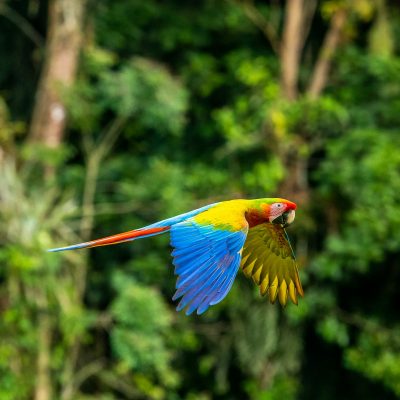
[239,0,280,55]
[0,3,44,48]
[59,116,127,400]
[307,8,348,99]
[34,312,52,400]
[99,371,142,398]
[61,359,105,400]
[300,0,317,51]
[79,115,128,241]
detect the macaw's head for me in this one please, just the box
[266,198,297,227]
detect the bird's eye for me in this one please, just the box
[277,204,282,208]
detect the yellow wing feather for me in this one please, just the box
[240,223,303,306]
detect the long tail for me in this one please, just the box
[48,226,170,252]
[48,202,219,253]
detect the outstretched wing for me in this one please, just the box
[240,223,303,306]
[170,207,248,315]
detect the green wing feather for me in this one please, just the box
[240,223,304,305]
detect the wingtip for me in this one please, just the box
[297,283,304,298]
[185,307,195,316]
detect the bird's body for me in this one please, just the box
[49,198,303,315]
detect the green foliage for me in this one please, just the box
[67,49,188,137]
[213,54,280,154]
[0,97,24,145]
[368,0,394,57]
[0,157,92,397]
[317,315,349,347]
[345,327,400,396]
[110,272,175,382]
[315,128,400,278]
[245,376,298,400]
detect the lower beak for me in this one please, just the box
[271,210,296,227]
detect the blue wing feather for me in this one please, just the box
[176,260,226,310]
[170,218,248,315]
[190,254,239,314]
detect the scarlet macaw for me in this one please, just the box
[49,198,303,315]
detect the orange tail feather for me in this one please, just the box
[48,226,170,252]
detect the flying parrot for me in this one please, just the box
[49,198,303,315]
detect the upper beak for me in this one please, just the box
[271,209,296,227]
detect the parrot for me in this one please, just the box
[48,198,303,315]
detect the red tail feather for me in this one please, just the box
[86,226,170,248]
[48,226,170,252]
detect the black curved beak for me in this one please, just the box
[271,210,295,227]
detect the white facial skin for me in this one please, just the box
[269,202,296,225]
[269,202,286,221]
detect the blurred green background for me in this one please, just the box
[1,0,400,399]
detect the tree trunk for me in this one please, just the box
[280,0,304,101]
[29,1,86,398]
[29,0,86,148]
